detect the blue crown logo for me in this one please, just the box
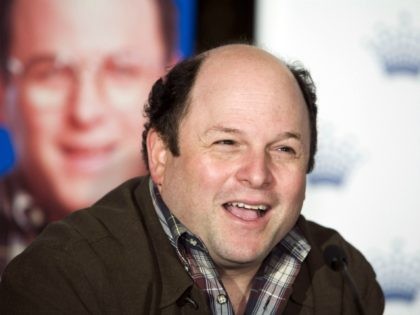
[369,13,420,76]
[308,124,360,187]
[372,245,420,303]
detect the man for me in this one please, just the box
[0,44,384,314]
[0,0,178,272]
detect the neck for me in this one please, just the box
[219,265,260,315]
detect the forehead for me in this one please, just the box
[11,0,164,59]
[183,48,309,132]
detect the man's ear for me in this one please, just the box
[147,129,168,186]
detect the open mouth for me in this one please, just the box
[223,201,270,221]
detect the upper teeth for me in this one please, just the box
[229,202,268,211]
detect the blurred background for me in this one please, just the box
[1,1,419,314]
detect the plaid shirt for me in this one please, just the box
[0,173,47,276]
[150,179,311,314]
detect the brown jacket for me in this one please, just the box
[0,176,384,314]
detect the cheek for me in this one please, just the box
[10,100,59,149]
[166,154,230,201]
[193,156,233,187]
[291,177,306,204]
[27,113,62,140]
[278,171,307,202]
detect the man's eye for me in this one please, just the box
[110,66,140,77]
[28,64,70,82]
[278,146,296,154]
[214,139,236,145]
[105,60,143,79]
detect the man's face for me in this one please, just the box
[152,47,311,271]
[3,0,168,218]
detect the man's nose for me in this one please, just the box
[235,150,274,189]
[68,70,105,128]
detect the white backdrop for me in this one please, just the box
[256,1,420,314]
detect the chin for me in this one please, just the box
[219,247,268,267]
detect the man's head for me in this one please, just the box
[145,44,317,271]
[0,0,177,220]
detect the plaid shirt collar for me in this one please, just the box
[149,179,311,314]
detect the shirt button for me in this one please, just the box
[217,294,227,304]
[184,265,190,272]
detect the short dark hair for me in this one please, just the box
[142,49,318,173]
[287,63,318,172]
[0,0,178,81]
[141,53,205,169]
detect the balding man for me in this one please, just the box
[0,45,384,314]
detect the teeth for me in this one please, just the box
[229,202,268,211]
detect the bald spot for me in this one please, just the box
[189,44,307,120]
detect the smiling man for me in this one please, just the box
[0,45,384,314]
[0,0,177,273]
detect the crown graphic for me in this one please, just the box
[369,13,420,76]
[308,125,360,187]
[372,246,420,303]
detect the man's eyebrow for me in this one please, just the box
[204,126,243,136]
[282,131,302,141]
[204,126,302,141]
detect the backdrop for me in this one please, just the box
[256,1,420,314]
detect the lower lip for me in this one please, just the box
[62,148,113,174]
[223,204,270,226]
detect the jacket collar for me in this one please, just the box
[133,176,208,310]
[285,216,343,313]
